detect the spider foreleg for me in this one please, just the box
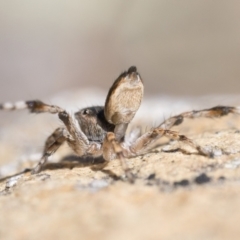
[0,100,65,114]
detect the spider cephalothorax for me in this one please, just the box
[75,106,115,142]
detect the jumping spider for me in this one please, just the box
[0,66,239,182]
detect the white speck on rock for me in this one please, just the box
[90,179,109,191]
[224,159,240,169]
[212,148,222,157]
[77,179,109,192]
[6,175,22,188]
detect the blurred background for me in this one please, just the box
[1,0,240,101]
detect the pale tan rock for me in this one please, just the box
[1,93,240,240]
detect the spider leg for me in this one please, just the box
[159,106,240,129]
[127,128,212,157]
[102,132,134,183]
[32,127,71,173]
[32,123,103,174]
[0,100,65,114]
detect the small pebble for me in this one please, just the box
[6,175,22,188]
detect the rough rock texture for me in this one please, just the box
[1,91,240,240]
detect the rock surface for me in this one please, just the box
[1,91,240,240]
